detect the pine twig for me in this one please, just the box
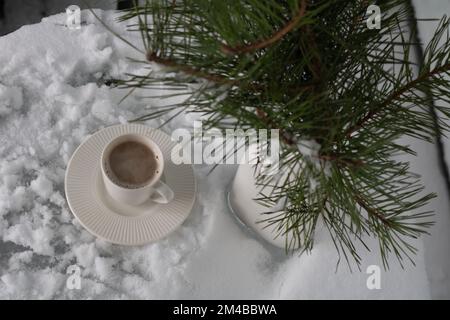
[346,62,450,137]
[115,0,444,269]
[220,0,308,55]
[146,51,233,84]
[354,194,392,227]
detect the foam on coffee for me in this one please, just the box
[106,140,159,188]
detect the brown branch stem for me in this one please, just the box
[354,195,392,227]
[346,62,450,138]
[255,108,296,146]
[221,0,308,55]
[146,51,234,84]
[317,154,364,168]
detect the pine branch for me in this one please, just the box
[346,62,450,137]
[146,51,233,84]
[112,0,449,269]
[220,0,308,55]
[354,194,392,227]
[303,24,323,82]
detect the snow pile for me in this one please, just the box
[297,139,321,158]
[0,84,23,116]
[0,9,446,299]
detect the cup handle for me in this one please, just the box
[150,180,174,204]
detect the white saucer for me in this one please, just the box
[64,124,196,245]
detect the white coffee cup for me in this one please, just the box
[100,133,174,206]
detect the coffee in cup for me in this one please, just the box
[106,140,160,188]
[101,133,174,206]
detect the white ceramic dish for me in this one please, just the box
[64,124,196,245]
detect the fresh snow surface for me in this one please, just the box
[0,83,23,116]
[0,9,447,299]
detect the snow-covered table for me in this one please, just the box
[0,8,449,299]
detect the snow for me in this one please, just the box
[297,139,321,158]
[0,84,23,116]
[73,243,98,269]
[30,173,54,199]
[1,269,66,299]
[0,8,448,299]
